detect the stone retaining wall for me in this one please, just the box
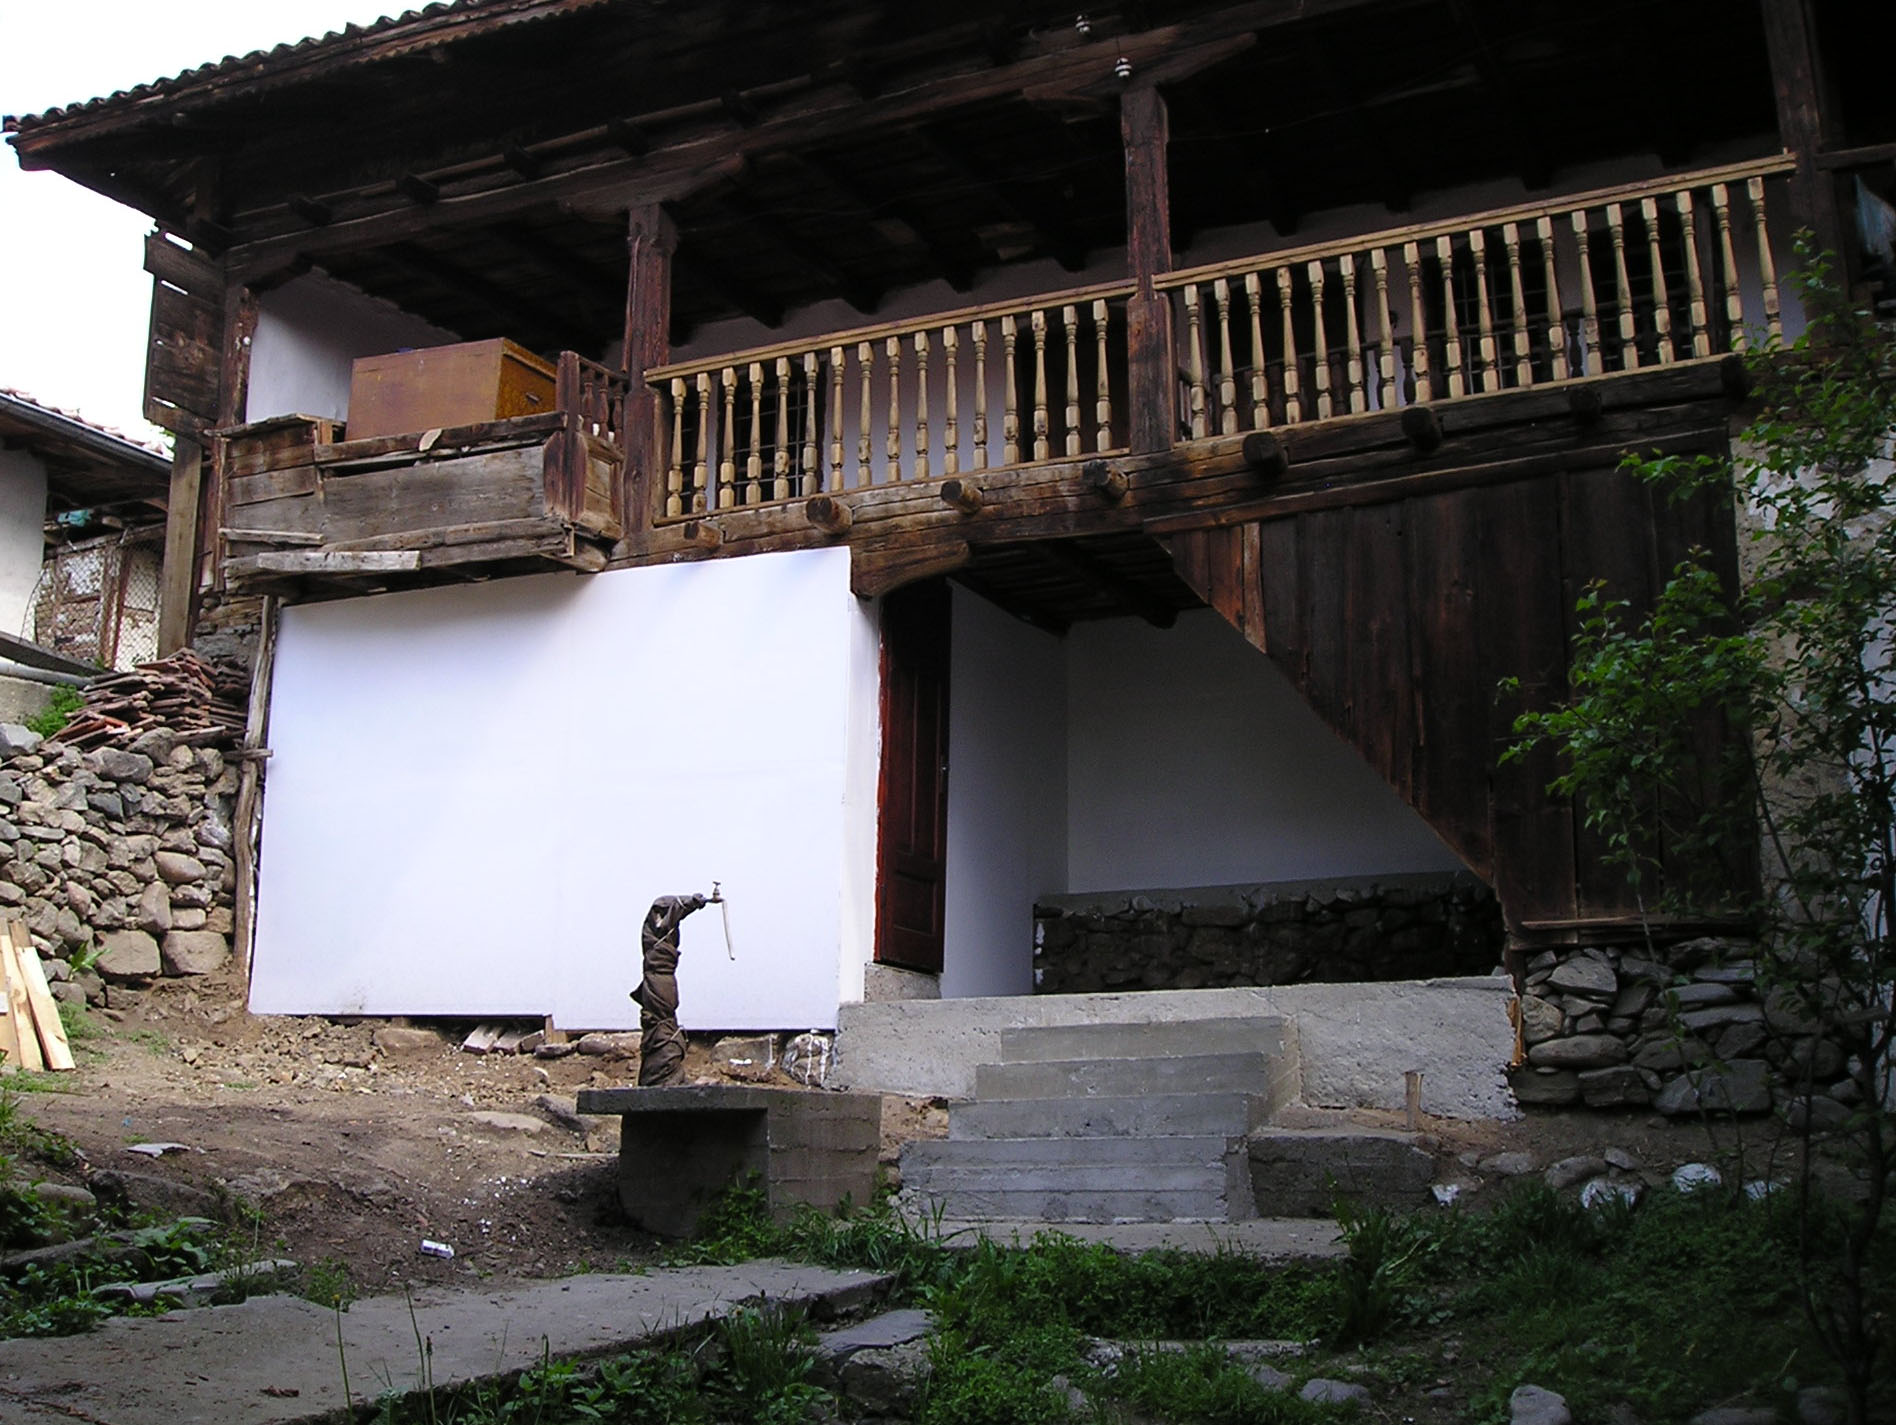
[1032,873,1502,995]
[0,726,237,1009]
[1510,937,1853,1122]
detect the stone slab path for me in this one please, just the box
[0,1261,893,1425]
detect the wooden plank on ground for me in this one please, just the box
[0,943,21,1073]
[0,936,43,1073]
[9,923,72,1072]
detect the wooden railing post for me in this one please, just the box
[620,203,677,537]
[1122,86,1174,454]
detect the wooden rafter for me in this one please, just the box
[907,123,1089,272]
[792,150,979,293]
[1027,538,1180,628]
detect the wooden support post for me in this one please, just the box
[621,204,678,540]
[1122,86,1174,454]
[157,437,203,656]
[1759,0,1845,268]
[940,479,983,516]
[232,595,279,988]
[805,494,855,535]
[206,281,259,602]
[1082,458,1129,503]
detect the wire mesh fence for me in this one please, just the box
[28,528,164,671]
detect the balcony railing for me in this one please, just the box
[1160,155,1794,434]
[647,284,1134,519]
[644,154,1795,526]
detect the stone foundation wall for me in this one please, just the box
[1032,873,1503,995]
[0,726,238,1011]
[1511,937,1852,1121]
[194,593,267,668]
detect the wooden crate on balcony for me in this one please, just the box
[346,338,556,440]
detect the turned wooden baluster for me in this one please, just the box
[1277,267,1302,421]
[1403,242,1431,402]
[693,372,712,513]
[1339,254,1365,414]
[1606,203,1639,369]
[972,321,990,470]
[1063,304,1083,455]
[1468,229,1499,393]
[886,336,903,481]
[667,377,687,518]
[1183,285,1210,438]
[719,366,739,509]
[801,352,820,496]
[913,330,931,482]
[1094,299,1113,452]
[1308,260,1333,418]
[828,347,846,490]
[1642,197,1675,364]
[1711,184,1745,352]
[1537,217,1569,381]
[1504,223,1532,387]
[857,341,875,484]
[1436,236,1465,398]
[1245,273,1270,428]
[1213,279,1239,435]
[1002,315,1021,464]
[1572,211,1603,375]
[1371,249,1396,410]
[773,357,793,501]
[746,361,765,505]
[942,326,959,476]
[1677,192,1711,359]
[1749,176,1783,343]
[1031,309,1051,460]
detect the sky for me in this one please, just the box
[0,1,407,448]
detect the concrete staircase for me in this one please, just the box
[897,1016,1299,1223]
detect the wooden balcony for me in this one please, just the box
[647,155,1793,530]
[217,353,626,595]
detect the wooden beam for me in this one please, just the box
[793,151,978,292]
[908,124,1090,272]
[1759,0,1846,264]
[717,183,882,313]
[621,204,677,546]
[671,245,785,329]
[851,539,972,598]
[940,479,984,515]
[0,631,100,680]
[1030,538,1177,628]
[1122,85,1174,455]
[1082,458,1129,502]
[158,437,203,655]
[806,494,854,534]
[1444,0,1551,191]
[230,550,423,575]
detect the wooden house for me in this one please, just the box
[8,0,1892,1075]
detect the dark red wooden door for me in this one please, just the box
[875,581,951,973]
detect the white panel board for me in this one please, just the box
[250,548,857,1030]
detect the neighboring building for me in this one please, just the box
[0,390,168,676]
[5,1,1890,1089]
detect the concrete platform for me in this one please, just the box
[0,1261,894,1425]
[577,1084,881,1237]
[834,979,1518,1119]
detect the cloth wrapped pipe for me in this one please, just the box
[630,894,708,1087]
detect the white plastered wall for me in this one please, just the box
[250,547,869,1030]
[941,587,1067,998]
[0,448,47,639]
[246,270,461,424]
[1066,611,1464,891]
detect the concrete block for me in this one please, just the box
[577,1085,881,1236]
[1247,1128,1435,1216]
[901,1186,1232,1223]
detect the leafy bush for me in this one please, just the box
[24,687,85,740]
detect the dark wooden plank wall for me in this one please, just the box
[1168,453,1739,933]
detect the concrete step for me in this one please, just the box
[948,1091,1266,1141]
[905,1134,1236,1170]
[1245,1127,1436,1217]
[998,1016,1288,1064]
[901,1186,1233,1223]
[975,1051,1278,1102]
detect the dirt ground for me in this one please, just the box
[6,967,951,1298]
[4,967,1738,1303]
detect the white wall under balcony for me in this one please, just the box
[250,547,869,1031]
[0,448,47,640]
[247,271,460,425]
